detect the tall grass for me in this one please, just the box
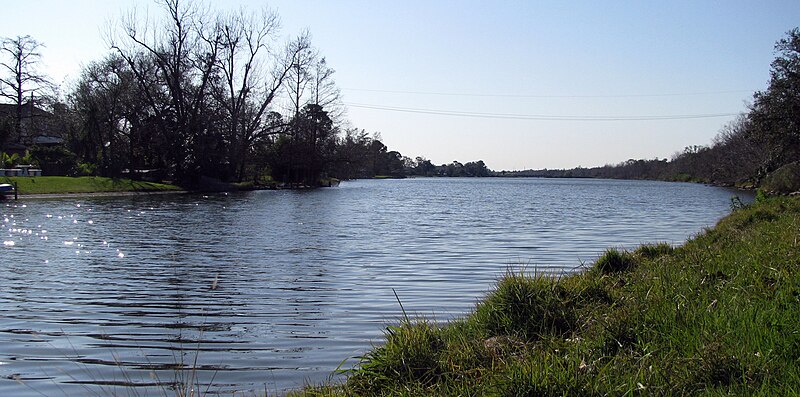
[296,196,800,396]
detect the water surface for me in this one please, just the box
[0,178,750,395]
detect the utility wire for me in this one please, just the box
[346,103,739,121]
[342,87,754,98]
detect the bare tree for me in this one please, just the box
[310,56,345,123]
[214,7,308,181]
[96,0,347,184]
[0,35,55,144]
[284,31,315,117]
[109,0,222,183]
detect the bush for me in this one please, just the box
[74,162,97,176]
[761,161,800,194]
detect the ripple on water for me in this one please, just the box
[0,178,750,396]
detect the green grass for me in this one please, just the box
[594,248,637,274]
[295,196,800,396]
[3,176,181,195]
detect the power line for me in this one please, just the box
[346,103,739,121]
[342,87,754,99]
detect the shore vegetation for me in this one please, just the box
[296,195,800,396]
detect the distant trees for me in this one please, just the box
[328,128,372,179]
[367,140,404,177]
[463,160,491,177]
[506,29,800,187]
[324,129,493,179]
[4,17,799,188]
[413,157,436,176]
[0,2,486,184]
[268,103,336,184]
[0,0,494,184]
[401,158,490,177]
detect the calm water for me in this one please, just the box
[0,178,750,396]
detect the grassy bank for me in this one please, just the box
[298,196,800,396]
[2,176,181,195]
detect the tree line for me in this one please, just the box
[0,0,493,187]
[504,29,800,189]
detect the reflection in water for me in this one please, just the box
[0,178,750,396]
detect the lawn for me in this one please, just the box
[3,176,181,195]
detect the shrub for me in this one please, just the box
[1,151,19,168]
[761,161,800,194]
[75,162,97,176]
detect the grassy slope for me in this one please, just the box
[298,196,800,396]
[3,176,181,195]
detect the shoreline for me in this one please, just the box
[297,195,800,396]
[13,190,190,200]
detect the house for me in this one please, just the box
[0,102,63,155]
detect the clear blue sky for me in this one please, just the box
[3,0,799,170]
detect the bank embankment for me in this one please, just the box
[298,195,800,396]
